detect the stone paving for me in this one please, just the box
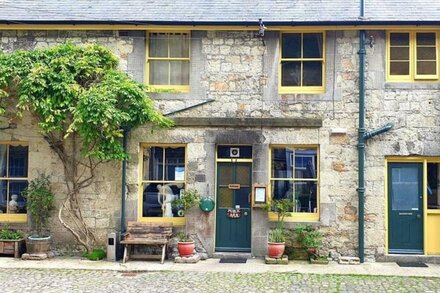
[1,268,440,293]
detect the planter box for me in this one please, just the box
[0,238,25,258]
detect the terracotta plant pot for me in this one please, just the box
[178,241,195,257]
[267,242,285,258]
[26,236,51,254]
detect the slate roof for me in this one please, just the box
[0,0,439,25]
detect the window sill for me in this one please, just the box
[138,217,186,226]
[278,87,325,95]
[384,81,440,90]
[0,214,27,223]
[147,85,190,94]
[268,212,319,222]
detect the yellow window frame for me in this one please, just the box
[387,31,439,82]
[145,31,191,93]
[0,142,29,223]
[138,143,187,225]
[278,32,326,94]
[268,144,320,222]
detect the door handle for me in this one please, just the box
[244,211,248,216]
[417,214,421,219]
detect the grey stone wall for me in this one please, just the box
[1,29,439,260]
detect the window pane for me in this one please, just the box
[0,145,6,177]
[149,60,169,85]
[169,33,189,58]
[417,33,436,46]
[218,187,233,208]
[417,47,436,60]
[143,147,163,181]
[390,33,409,46]
[390,62,409,75]
[282,33,301,58]
[9,180,27,214]
[390,47,409,61]
[9,145,28,177]
[271,148,293,178]
[295,149,318,179]
[302,61,322,86]
[170,61,190,85]
[142,183,185,217]
[217,146,252,159]
[428,163,440,209]
[149,33,168,58]
[417,61,437,75]
[271,180,294,212]
[164,147,185,181]
[281,61,301,86]
[295,181,317,213]
[391,167,419,211]
[303,33,323,58]
[0,181,6,213]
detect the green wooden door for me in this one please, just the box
[388,163,424,254]
[215,162,251,252]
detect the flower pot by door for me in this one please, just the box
[26,236,51,254]
[178,241,195,257]
[267,242,285,258]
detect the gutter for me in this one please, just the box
[357,0,394,263]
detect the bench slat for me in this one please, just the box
[121,239,168,245]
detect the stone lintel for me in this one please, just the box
[172,117,322,128]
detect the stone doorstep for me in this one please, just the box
[338,256,361,265]
[265,255,289,265]
[174,254,201,264]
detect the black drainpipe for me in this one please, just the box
[358,0,394,263]
[120,126,131,235]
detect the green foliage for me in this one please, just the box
[268,228,285,243]
[294,224,323,250]
[172,189,201,215]
[0,42,173,161]
[83,248,106,261]
[0,226,23,240]
[176,232,192,242]
[22,174,55,237]
[262,198,293,230]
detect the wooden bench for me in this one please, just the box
[121,222,172,264]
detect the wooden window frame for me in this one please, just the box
[268,145,320,222]
[278,32,326,94]
[145,31,191,93]
[0,142,28,223]
[138,144,187,225]
[387,31,439,82]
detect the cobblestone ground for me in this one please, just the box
[1,269,440,293]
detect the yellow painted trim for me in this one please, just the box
[1,24,440,31]
[427,210,440,214]
[267,145,320,221]
[145,31,191,90]
[216,158,253,163]
[137,144,187,224]
[423,160,428,255]
[0,214,27,223]
[384,159,388,254]
[278,32,326,94]
[386,31,440,82]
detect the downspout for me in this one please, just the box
[120,126,131,235]
[357,0,393,263]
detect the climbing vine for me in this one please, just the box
[0,43,173,252]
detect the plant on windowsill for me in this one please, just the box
[172,189,200,257]
[22,174,55,255]
[294,224,327,264]
[0,226,25,258]
[262,198,293,259]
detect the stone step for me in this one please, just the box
[212,252,253,259]
[376,254,440,264]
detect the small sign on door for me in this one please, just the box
[228,184,241,190]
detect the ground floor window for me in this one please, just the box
[270,145,319,221]
[140,145,186,222]
[0,143,28,219]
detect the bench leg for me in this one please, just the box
[161,244,166,264]
[123,245,128,263]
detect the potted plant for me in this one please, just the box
[172,189,200,257]
[0,226,25,258]
[294,224,327,264]
[262,198,293,258]
[22,174,55,254]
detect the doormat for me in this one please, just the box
[396,262,428,267]
[219,258,247,263]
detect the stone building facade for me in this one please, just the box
[1,27,439,260]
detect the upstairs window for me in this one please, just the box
[280,32,325,93]
[147,32,190,91]
[388,32,439,81]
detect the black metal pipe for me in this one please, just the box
[120,127,130,234]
